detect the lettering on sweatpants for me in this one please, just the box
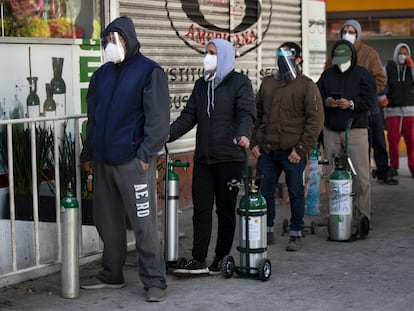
[134,184,149,217]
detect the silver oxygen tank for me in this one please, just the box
[163,146,189,265]
[61,183,79,298]
[328,161,353,241]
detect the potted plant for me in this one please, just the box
[0,129,9,219]
[43,123,93,225]
[0,125,55,221]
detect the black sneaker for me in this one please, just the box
[173,259,209,276]
[389,167,398,177]
[146,287,166,302]
[285,236,302,251]
[381,176,398,185]
[377,167,399,185]
[208,257,223,275]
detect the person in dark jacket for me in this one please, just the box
[170,39,256,275]
[317,40,376,222]
[326,19,397,185]
[252,42,324,251]
[383,43,414,178]
[79,16,169,302]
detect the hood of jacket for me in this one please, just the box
[101,16,140,60]
[393,43,411,63]
[206,39,235,84]
[340,19,362,41]
[331,39,358,72]
[204,39,235,117]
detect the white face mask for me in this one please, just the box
[342,33,356,45]
[204,54,217,72]
[104,42,125,64]
[338,60,351,73]
[398,54,407,65]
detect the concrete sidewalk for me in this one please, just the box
[1,157,414,311]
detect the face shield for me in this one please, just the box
[102,32,125,64]
[276,47,297,81]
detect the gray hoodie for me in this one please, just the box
[391,43,413,82]
[205,39,235,117]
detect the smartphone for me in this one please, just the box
[331,92,341,100]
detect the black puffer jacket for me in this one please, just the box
[169,71,256,164]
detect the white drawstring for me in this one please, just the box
[207,79,215,117]
[397,65,407,82]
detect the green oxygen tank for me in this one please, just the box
[238,180,267,274]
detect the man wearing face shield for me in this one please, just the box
[317,40,377,223]
[252,42,324,251]
[169,39,256,275]
[80,16,169,302]
[275,47,299,81]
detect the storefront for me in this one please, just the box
[0,0,328,285]
[326,0,414,64]
[1,0,327,154]
[0,0,327,212]
[0,1,103,174]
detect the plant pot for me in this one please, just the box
[0,173,8,188]
[81,198,94,225]
[6,194,56,222]
[5,195,93,225]
[0,186,9,219]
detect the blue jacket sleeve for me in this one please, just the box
[80,73,97,163]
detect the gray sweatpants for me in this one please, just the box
[93,156,166,290]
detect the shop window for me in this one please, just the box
[1,0,102,39]
[328,18,414,40]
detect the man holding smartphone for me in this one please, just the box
[317,40,376,222]
[325,19,397,185]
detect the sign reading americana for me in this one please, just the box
[165,0,272,56]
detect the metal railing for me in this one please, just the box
[0,115,105,287]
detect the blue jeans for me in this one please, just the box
[256,150,306,236]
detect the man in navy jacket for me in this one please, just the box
[80,16,169,302]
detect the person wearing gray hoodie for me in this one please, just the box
[383,43,414,178]
[169,39,256,275]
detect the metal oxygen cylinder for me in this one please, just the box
[164,156,189,264]
[328,119,355,241]
[165,162,179,263]
[328,155,353,241]
[306,142,321,215]
[236,146,267,275]
[238,180,267,274]
[61,182,79,298]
